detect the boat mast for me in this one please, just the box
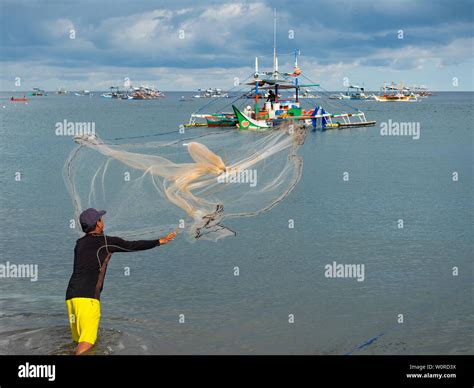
[294,50,299,103]
[273,8,277,78]
[255,57,259,114]
[273,8,279,102]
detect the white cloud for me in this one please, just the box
[1,2,472,91]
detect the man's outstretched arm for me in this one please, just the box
[106,232,177,253]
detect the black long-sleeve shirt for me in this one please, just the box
[66,233,159,300]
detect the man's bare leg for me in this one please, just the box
[75,341,93,355]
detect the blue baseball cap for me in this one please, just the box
[79,208,106,232]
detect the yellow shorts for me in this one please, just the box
[66,297,101,345]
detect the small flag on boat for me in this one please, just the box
[291,67,302,77]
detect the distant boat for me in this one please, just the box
[56,88,69,95]
[127,86,165,100]
[329,85,370,100]
[10,96,28,102]
[407,85,433,97]
[373,94,417,102]
[294,89,320,99]
[101,86,128,99]
[193,88,229,98]
[29,88,47,96]
[373,82,418,102]
[75,90,93,96]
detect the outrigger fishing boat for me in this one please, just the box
[101,86,128,99]
[75,90,93,96]
[10,96,28,102]
[29,88,47,96]
[127,85,165,99]
[101,85,164,99]
[232,100,375,131]
[373,82,418,102]
[185,11,376,131]
[294,89,320,99]
[193,88,229,98]
[407,85,432,97]
[329,85,371,100]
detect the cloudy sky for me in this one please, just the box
[1,0,473,91]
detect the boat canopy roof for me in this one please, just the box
[259,84,298,90]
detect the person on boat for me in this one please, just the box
[266,90,276,103]
[65,208,176,355]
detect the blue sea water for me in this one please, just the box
[0,92,472,354]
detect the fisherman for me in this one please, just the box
[65,208,176,355]
[266,90,276,103]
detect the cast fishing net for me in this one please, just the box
[64,125,306,241]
